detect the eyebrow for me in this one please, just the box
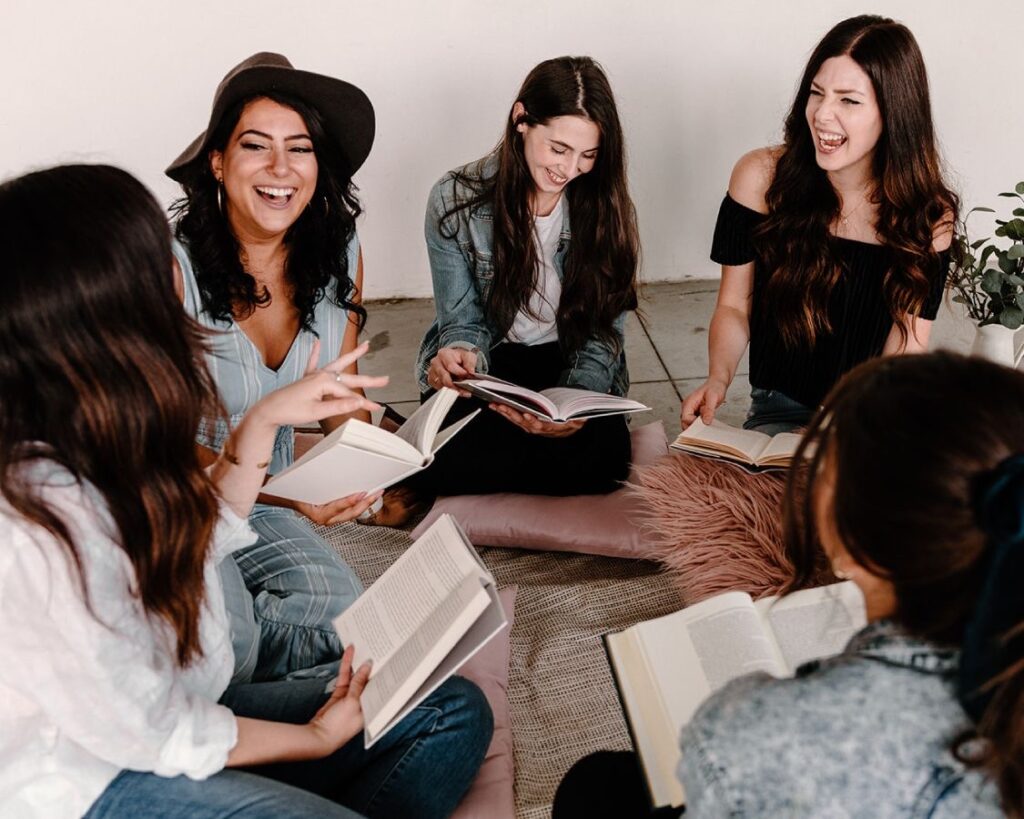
[549,138,600,153]
[238,129,312,141]
[810,81,866,95]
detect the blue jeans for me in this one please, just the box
[743,387,814,436]
[220,504,364,684]
[86,676,493,819]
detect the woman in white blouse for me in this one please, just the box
[0,164,492,818]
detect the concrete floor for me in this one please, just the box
[360,281,978,439]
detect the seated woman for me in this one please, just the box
[166,53,382,681]
[681,15,957,435]
[373,56,640,522]
[0,164,491,819]
[557,351,1023,817]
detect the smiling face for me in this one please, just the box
[514,103,600,215]
[209,97,318,243]
[805,55,883,183]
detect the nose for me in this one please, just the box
[269,146,290,177]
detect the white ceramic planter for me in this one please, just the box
[970,323,1024,368]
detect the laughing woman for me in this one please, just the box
[167,53,382,682]
[681,15,958,435]
[375,56,640,522]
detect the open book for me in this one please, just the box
[332,514,506,746]
[671,418,802,470]
[454,373,650,423]
[263,388,478,505]
[605,582,865,809]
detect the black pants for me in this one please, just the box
[553,751,685,819]
[405,342,631,497]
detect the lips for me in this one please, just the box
[545,167,568,186]
[816,131,847,154]
[255,185,297,207]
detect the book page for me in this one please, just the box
[757,432,802,465]
[538,387,650,420]
[393,388,457,455]
[455,375,559,419]
[673,419,771,463]
[365,582,507,746]
[754,582,866,674]
[333,515,487,674]
[360,575,491,740]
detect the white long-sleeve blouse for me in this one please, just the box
[0,460,256,818]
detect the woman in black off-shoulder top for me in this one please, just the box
[680,14,959,436]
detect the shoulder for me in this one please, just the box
[428,156,494,216]
[727,147,778,215]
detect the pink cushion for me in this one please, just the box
[631,452,835,604]
[411,422,668,558]
[452,585,517,819]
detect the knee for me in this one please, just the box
[439,676,494,756]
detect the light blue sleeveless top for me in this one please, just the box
[174,236,359,475]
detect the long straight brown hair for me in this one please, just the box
[782,352,1024,816]
[0,165,222,667]
[757,15,959,348]
[442,56,639,355]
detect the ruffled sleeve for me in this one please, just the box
[710,194,767,266]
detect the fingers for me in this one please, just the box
[316,396,381,420]
[680,391,703,426]
[347,661,372,698]
[326,490,383,525]
[324,340,370,374]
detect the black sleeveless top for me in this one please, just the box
[710,194,949,408]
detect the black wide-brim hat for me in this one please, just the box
[166,52,375,183]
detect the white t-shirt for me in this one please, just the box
[0,460,256,818]
[507,197,564,346]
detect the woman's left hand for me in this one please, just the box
[252,341,387,430]
[490,403,586,438]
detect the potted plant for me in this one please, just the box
[948,181,1024,366]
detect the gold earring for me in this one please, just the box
[216,181,225,215]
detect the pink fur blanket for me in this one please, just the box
[631,452,830,605]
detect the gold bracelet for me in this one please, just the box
[221,447,270,469]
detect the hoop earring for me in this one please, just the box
[216,182,225,215]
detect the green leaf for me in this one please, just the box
[999,254,1017,274]
[951,294,968,304]
[1000,307,1024,329]
[1017,293,1024,309]
[1017,181,1024,195]
[996,225,1007,237]
[1008,244,1024,260]
[999,192,1019,198]
[981,245,998,266]
[1004,220,1024,241]
[971,238,989,249]
[1015,208,1024,217]
[1005,274,1024,286]
[982,269,1004,292]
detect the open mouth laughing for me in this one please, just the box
[816,131,848,154]
[255,185,297,206]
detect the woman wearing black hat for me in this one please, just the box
[167,54,384,683]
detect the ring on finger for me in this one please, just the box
[334,372,345,383]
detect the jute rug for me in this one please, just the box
[317,521,682,819]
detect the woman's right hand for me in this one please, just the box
[680,377,729,428]
[427,347,478,395]
[307,645,373,755]
[290,490,383,526]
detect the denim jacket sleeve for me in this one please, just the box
[557,309,629,396]
[422,175,493,372]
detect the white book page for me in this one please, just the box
[365,582,507,747]
[333,515,486,674]
[673,419,771,462]
[538,387,650,419]
[758,432,803,465]
[454,375,559,418]
[754,582,867,674]
[393,388,457,455]
[360,576,490,740]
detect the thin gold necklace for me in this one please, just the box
[839,193,869,229]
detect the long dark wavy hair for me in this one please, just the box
[0,164,222,667]
[782,352,1024,817]
[441,56,639,355]
[756,15,959,348]
[171,90,366,332]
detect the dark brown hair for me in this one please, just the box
[783,352,1024,816]
[441,56,639,355]
[756,15,959,348]
[0,164,222,667]
[171,91,367,333]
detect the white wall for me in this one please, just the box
[3,0,1022,298]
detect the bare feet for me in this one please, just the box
[358,486,429,527]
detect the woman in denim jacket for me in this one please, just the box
[376,56,640,521]
[557,352,1023,817]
